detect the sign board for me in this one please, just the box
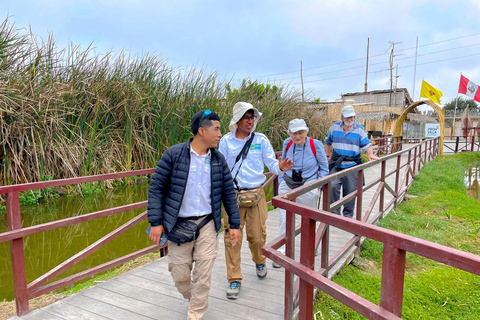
[425,123,440,138]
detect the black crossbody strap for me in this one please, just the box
[232,133,255,189]
[234,133,256,164]
[197,214,213,230]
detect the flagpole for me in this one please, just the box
[452,72,462,138]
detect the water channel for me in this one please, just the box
[0,184,151,301]
[465,165,480,201]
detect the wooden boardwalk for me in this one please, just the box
[10,152,411,320]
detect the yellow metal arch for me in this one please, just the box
[393,99,445,155]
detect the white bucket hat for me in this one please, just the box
[228,102,263,133]
[288,119,309,133]
[341,105,356,118]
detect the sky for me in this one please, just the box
[2,0,480,111]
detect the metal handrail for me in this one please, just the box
[261,138,480,320]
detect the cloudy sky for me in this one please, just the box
[3,0,480,109]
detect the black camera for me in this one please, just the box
[291,169,303,182]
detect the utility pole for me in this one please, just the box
[364,38,369,93]
[388,41,402,107]
[300,60,304,102]
[394,65,399,107]
[412,36,418,100]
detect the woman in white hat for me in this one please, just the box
[274,119,329,267]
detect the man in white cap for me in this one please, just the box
[219,102,293,299]
[324,105,379,218]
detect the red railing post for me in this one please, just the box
[380,244,406,317]
[413,147,417,176]
[355,169,363,258]
[321,184,330,276]
[418,144,422,172]
[6,192,29,315]
[455,136,459,153]
[299,215,316,320]
[284,209,295,320]
[379,161,385,217]
[394,154,401,208]
[406,150,412,186]
[471,135,475,152]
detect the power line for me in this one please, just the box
[253,42,480,83]
[288,52,480,85]
[239,32,480,81]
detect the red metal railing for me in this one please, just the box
[0,167,278,316]
[264,138,480,319]
[371,135,403,155]
[0,169,161,315]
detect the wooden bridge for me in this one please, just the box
[3,138,480,319]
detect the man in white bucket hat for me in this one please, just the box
[324,105,379,218]
[219,102,293,300]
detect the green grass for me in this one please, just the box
[313,152,480,319]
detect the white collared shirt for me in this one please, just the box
[178,147,212,218]
[219,131,282,189]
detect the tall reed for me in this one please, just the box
[0,17,326,188]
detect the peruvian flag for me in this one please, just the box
[458,75,480,102]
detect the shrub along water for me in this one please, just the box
[0,17,329,192]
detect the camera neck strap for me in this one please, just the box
[232,133,255,189]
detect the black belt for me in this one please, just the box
[238,186,262,191]
[181,213,212,221]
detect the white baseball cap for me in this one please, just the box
[341,105,356,118]
[288,119,309,133]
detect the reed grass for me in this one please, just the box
[0,17,328,189]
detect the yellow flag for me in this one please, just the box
[420,80,443,104]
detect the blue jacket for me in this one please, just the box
[147,138,240,232]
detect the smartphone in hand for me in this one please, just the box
[145,226,168,246]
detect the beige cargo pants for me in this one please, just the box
[223,189,268,283]
[167,217,218,320]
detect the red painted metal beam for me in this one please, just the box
[298,216,316,320]
[0,169,155,194]
[272,198,480,276]
[28,211,147,291]
[264,246,401,320]
[7,192,29,315]
[380,244,406,317]
[29,244,161,299]
[0,201,148,243]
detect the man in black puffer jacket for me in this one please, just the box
[148,110,240,320]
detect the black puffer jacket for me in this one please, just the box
[147,138,240,232]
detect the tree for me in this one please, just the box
[443,97,479,112]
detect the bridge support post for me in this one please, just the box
[380,244,406,317]
[7,192,29,315]
[299,215,316,320]
[284,209,295,320]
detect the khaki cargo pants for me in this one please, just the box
[167,217,218,320]
[223,189,268,283]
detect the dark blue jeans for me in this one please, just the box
[330,166,358,218]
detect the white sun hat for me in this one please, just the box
[228,102,263,133]
[341,105,356,118]
[288,119,309,133]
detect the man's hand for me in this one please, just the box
[229,228,241,247]
[279,157,293,172]
[149,225,164,245]
[367,152,380,161]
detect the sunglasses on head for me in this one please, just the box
[199,110,212,126]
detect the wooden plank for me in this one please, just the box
[61,294,156,320]
[40,300,111,319]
